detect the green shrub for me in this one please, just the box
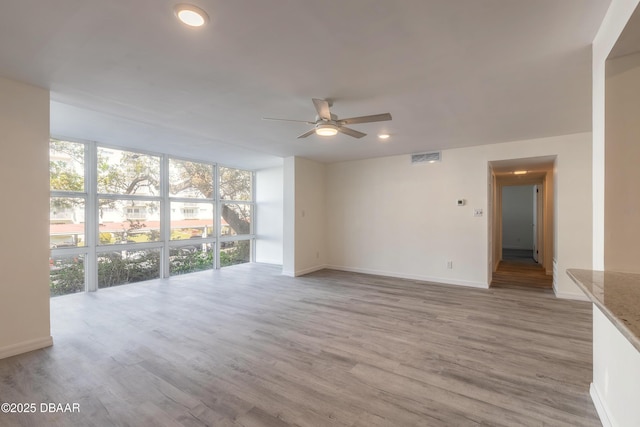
[98,250,160,288]
[50,259,84,297]
[169,247,214,275]
[220,240,250,267]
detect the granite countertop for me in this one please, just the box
[567,269,640,353]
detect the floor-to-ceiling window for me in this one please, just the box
[49,138,255,297]
[49,140,87,296]
[218,166,254,267]
[168,158,216,276]
[96,146,162,289]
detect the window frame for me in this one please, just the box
[216,165,256,268]
[50,137,257,295]
[49,139,90,295]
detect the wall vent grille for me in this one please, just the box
[411,151,441,164]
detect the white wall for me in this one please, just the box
[592,0,640,270]
[326,133,592,296]
[491,172,500,272]
[502,185,534,250]
[293,157,327,275]
[283,157,295,275]
[553,143,593,299]
[590,6,640,426]
[591,306,640,427]
[255,166,284,265]
[0,76,52,359]
[282,157,327,276]
[604,52,640,273]
[544,171,554,274]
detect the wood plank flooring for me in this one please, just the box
[492,260,553,290]
[0,264,598,426]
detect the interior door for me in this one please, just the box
[536,183,544,265]
[532,185,538,263]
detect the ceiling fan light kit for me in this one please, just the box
[174,4,209,27]
[263,98,392,139]
[315,124,339,136]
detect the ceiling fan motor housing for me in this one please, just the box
[315,113,338,122]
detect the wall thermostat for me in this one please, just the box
[456,199,465,206]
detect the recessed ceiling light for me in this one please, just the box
[174,4,209,27]
[378,133,390,139]
[315,124,338,136]
[513,170,528,175]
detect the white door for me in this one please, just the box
[532,186,538,263]
[536,183,544,265]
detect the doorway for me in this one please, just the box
[502,185,536,263]
[488,157,555,290]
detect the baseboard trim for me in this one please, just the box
[553,283,590,301]
[254,260,284,266]
[282,269,295,277]
[0,336,53,360]
[590,383,613,427]
[326,265,488,289]
[294,265,327,276]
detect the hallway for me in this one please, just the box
[491,256,552,290]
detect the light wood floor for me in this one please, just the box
[0,264,598,426]
[491,259,553,291]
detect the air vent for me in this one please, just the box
[411,151,441,164]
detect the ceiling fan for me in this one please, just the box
[263,98,392,139]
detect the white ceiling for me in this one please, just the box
[490,156,555,183]
[490,156,555,174]
[609,3,640,59]
[0,0,610,169]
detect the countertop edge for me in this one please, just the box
[567,269,640,353]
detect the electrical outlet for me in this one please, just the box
[447,260,453,269]
[473,208,483,217]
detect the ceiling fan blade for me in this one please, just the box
[297,129,317,139]
[312,98,331,121]
[337,113,392,125]
[263,117,315,124]
[337,126,366,139]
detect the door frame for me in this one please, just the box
[488,156,556,287]
[494,179,544,267]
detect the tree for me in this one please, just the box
[51,144,251,236]
[167,162,252,269]
[50,139,85,211]
[50,141,161,215]
[50,139,84,168]
[219,167,251,235]
[49,161,83,192]
[97,148,160,196]
[169,160,213,198]
[170,162,251,236]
